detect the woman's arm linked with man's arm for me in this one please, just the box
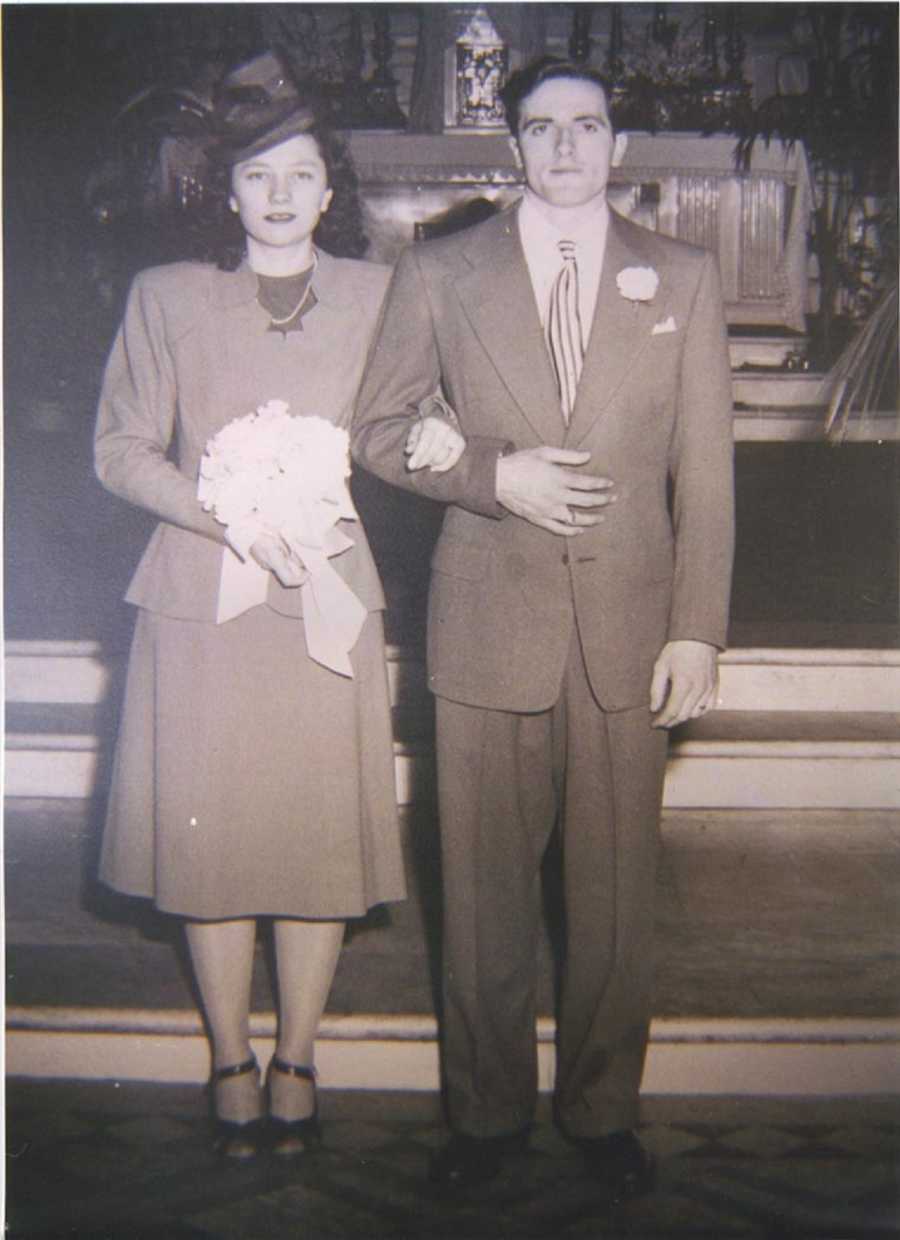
[352,246,513,518]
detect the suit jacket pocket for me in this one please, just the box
[430,538,491,581]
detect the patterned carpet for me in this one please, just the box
[6,1083,899,1239]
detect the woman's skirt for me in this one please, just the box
[100,604,405,920]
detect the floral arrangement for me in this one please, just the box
[617,266,659,303]
[198,399,357,555]
[198,399,365,677]
[607,13,750,136]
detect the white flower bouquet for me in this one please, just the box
[198,399,366,677]
[198,398,357,554]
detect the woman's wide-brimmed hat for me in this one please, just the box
[207,49,319,166]
[209,96,317,165]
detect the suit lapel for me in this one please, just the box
[567,211,673,447]
[453,207,567,445]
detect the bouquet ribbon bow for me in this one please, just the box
[199,401,367,678]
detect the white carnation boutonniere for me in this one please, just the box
[616,266,659,303]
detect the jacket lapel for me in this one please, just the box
[567,211,673,447]
[211,251,355,313]
[453,206,567,446]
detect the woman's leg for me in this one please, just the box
[270,917,345,1120]
[184,918,263,1125]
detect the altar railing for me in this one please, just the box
[344,130,813,335]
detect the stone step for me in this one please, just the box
[3,700,430,808]
[10,800,899,1020]
[8,639,900,711]
[6,698,898,808]
[7,641,900,807]
[7,799,900,1095]
[9,1007,898,1097]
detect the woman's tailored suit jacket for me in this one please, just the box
[353,205,735,713]
[95,252,389,622]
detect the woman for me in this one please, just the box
[95,96,462,1159]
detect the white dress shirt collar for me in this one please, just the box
[517,192,610,337]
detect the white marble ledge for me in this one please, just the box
[343,131,809,184]
[733,408,899,442]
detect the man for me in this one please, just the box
[353,57,734,1196]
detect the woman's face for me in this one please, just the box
[229,132,333,254]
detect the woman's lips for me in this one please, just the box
[265,213,297,222]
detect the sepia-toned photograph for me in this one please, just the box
[5,3,898,1235]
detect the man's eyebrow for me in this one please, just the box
[521,113,608,129]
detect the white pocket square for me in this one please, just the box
[651,316,677,335]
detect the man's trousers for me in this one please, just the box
[435,631,669,1139]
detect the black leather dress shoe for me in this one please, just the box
[429,1130,529,1189]
[578,1130,656,1200]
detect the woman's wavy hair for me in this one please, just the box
[204,111,369,269]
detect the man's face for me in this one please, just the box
[514,77,615,210]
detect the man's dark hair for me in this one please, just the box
[500,57,612,139]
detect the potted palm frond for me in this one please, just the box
[824,278,898,439]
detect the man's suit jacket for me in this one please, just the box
[353,204,734,712]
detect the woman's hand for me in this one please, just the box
[249,531,307,588]
[405,416,466,473]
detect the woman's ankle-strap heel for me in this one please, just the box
[210,1056,266,1160]
[267,1056,321,1157]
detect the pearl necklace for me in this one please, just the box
[267,281,313,326]
[260,254,318,326]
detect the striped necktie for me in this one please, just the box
[545,239,584,423]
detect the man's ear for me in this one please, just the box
[507,136,523,170]
[612,132,628,168]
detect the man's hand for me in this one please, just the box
[405,415,466,473]
[496,447,616,536]
[250,531,307,588]
[650,640,719,729]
